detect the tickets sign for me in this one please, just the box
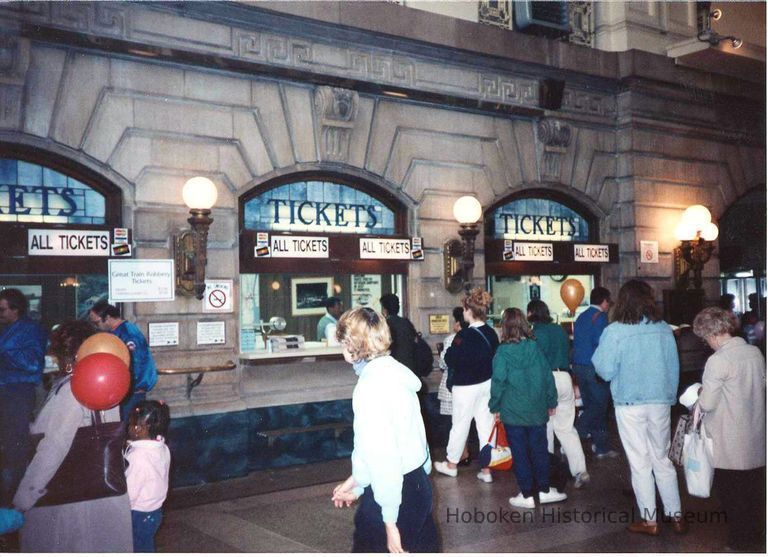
[28,229,110,256]
[359,238,411,259]
[574,244,610,263]
[270,235,329,258]
[511,242,554,261]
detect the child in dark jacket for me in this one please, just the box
[490,308,565,509]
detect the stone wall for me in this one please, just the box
[0,1,763,418]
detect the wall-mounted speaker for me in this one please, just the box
[540,78,565,110]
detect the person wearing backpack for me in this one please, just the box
[434,288,499,483]
[380,294,417,372]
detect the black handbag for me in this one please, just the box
[35,410,127,507]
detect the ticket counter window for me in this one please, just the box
[239,273,404,352]
[0,274,108,331]
[488,274,594,324]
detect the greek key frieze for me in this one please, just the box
[561,89,616,117]
[479,75,539,106]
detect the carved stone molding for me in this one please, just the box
[537,118,572,180]
[538,118,572,149]
[314,86,359,162]
[479,0,512,30]
[568,2,594,47]
[561,89,616,117]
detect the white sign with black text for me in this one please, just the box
[640,240,659,264]
[108,259,175,302]
[269,235,329,258]
[359,238,411,260]
[513,242,554,261]
[197,321,226,345]
[574,244,610,263]
[148,322,179,347]
[28,229,110,256]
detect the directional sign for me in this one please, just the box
[203,280,233,313]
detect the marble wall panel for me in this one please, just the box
[23,46,66,137]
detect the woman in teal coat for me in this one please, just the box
[490,308,564,509]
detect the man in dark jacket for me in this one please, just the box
[0,288,47,506]
[380,294,417,373]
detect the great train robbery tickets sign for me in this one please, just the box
[28,229,110,256]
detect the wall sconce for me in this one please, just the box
[174,177,218,300]
[674,204,719,290]
[59,276,80,288]
[698,8,743,49]
[444,196,483,294]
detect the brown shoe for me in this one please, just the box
[626,521,659,536]
[671,518,688,535]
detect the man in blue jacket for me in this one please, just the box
[89,301,158,421]
[0,288,47,506]
[572,286,618,458]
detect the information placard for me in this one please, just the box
[148,322,179,347]
[429,314,451,335]
[108,259,175,302]
[197,321,226,345]
[640,240,659,264]
[574,244,610,263]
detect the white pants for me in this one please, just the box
[446,380,495,464]
[615,404,681,521]
[547,371,587,477]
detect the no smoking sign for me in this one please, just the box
[203,280,234,313]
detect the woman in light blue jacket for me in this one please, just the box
[592,279,684,537]
[331,307,438,553]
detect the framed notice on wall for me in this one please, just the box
[108,259,175,302]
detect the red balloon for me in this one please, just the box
[71,353,130,411]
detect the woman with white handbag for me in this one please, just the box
[693,307,766,552]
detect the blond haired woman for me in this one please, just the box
[330,307,438,553]
[693,307,765,552]
[434,288,499,483]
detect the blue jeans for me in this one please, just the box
[352,467,439,553]
[0,383,36,506]
[505,423,550,498]
[132,509,162,552]
[120,390,147,422]
[573,364,611,453]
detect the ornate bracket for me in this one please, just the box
[314,86,359,162]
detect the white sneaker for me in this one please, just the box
[539,487,568,503]
[476,471,493,483]
[573,471,590,489]
[433,461,457,477]
[508,493,535,509]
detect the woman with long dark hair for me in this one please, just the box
[592,280,684,535]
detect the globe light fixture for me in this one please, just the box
[174,177,218,299]
[444,195,483,294]
[674,204,719,290]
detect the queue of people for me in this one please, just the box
[1,280,765,553]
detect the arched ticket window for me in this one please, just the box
[0,148,123,330]
[238,172,415,353]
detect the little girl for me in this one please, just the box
[125,400,171,552]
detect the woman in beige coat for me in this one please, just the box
[693,307,766,552]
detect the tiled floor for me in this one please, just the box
[158,442,749,553]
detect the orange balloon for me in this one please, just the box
[560,279,585,316]
[76,333,130,368]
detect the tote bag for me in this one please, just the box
[35,409,127,507]
[682,406,714,498]
[478,422,513,471]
